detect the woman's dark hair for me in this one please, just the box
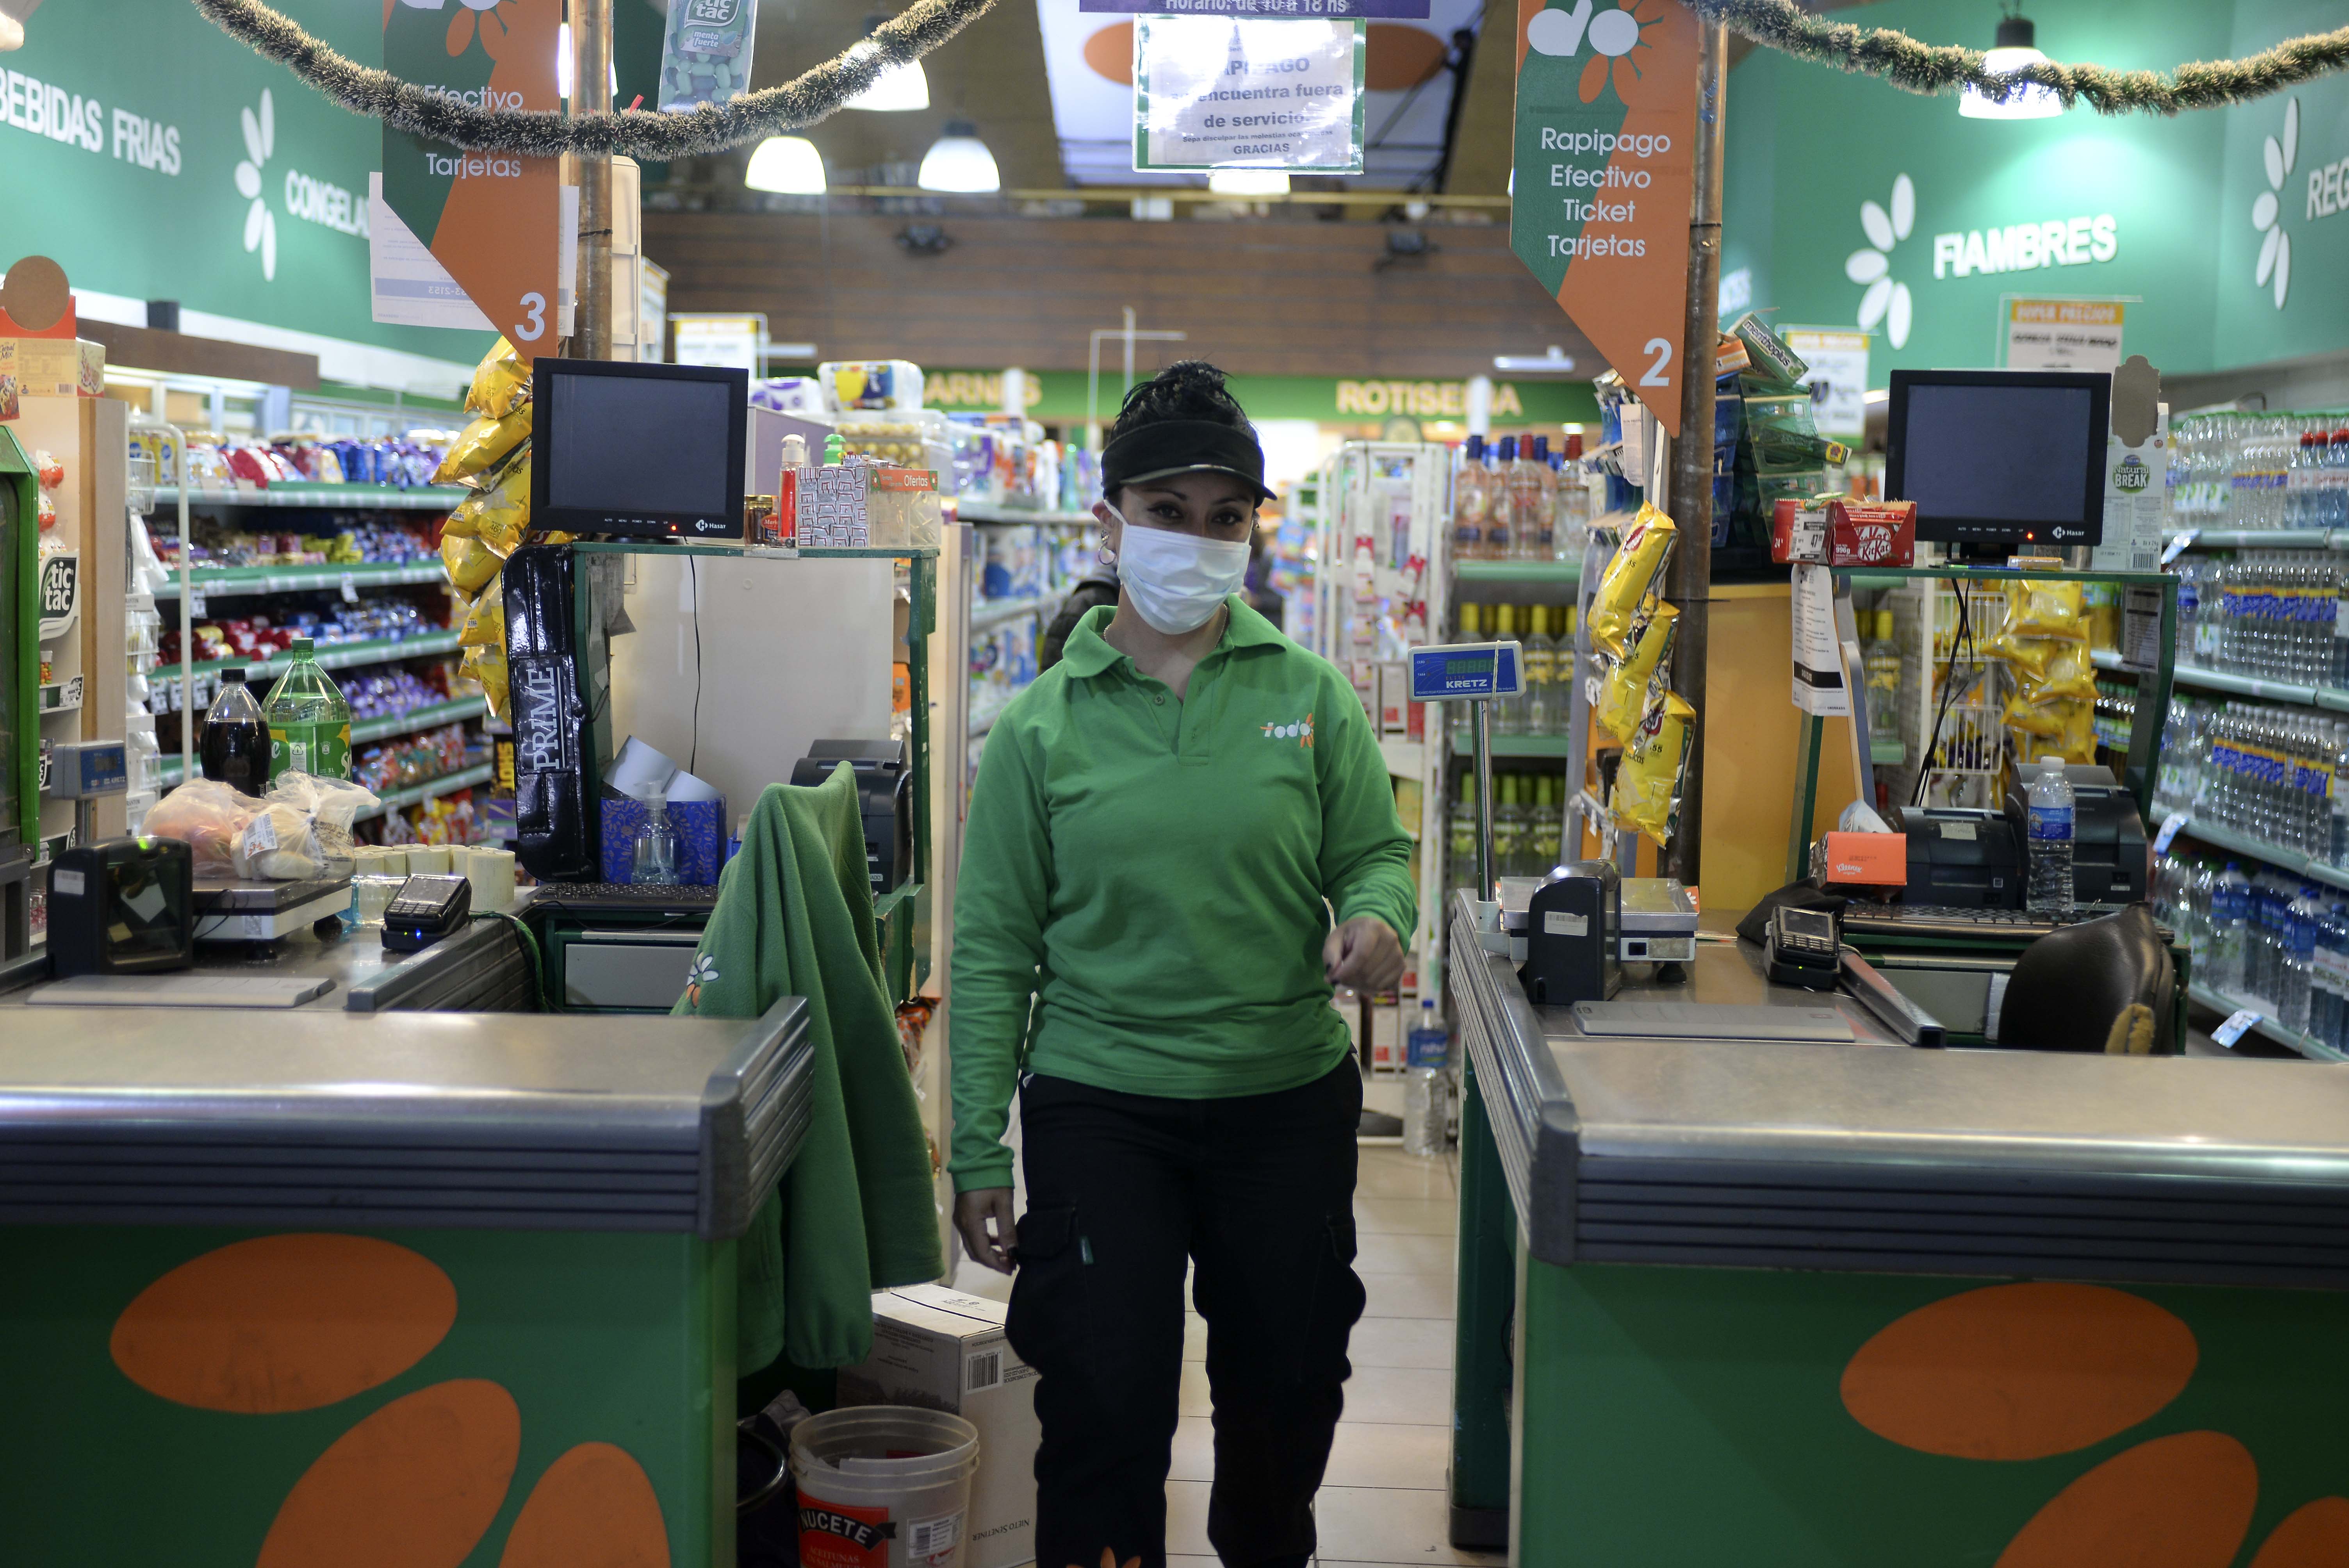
[1106,360,1257,447]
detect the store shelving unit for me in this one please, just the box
[952,499,1091,815]
[158,484,467,511]
[153,560,448,598]
[2186,980,2347,1062]
[353,761,497,823]
[955,499,1094,528]
[160,695,489,788]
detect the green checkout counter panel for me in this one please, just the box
[0,984,811,1568]
[1445,892,2349,1567]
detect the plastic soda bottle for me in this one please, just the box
[262,638,352,782]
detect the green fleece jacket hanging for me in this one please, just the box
[673,764,942,1371]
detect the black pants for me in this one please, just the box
[1007,1058,1365,1568]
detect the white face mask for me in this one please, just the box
[1108,503,1251,634]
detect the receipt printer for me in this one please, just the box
[1517,861,1623,1006]
[2001,765,2147,905]
[1893,806,2023,909]
[791,738,911,894]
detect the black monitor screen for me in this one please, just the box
[545,372,735,514]
[1886,371,2108,545]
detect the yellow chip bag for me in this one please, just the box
[467,336,529,420]
[446,452,532,557]
[461,644,511,721]
[2003,694,2080,739]
[442,530,502,594]
[1613,687,1695,844]
[1597,601,1679,743]
[2006,578,2086,640]
[1589,503,1677,657]
[459,574,505,651]
[432,405,531,486]
[2019,643,2097,704]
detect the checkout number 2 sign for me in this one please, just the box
[1641,337,1672,387]
[515,292,548,342]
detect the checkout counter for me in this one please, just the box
[1445,889,2349,1567]
[0,899,813,1566]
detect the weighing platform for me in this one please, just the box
[0,934,812,1566]
[1445,892,2349,1566]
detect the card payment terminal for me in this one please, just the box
[1765,903,1842,990]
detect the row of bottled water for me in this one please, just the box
[2153,856,2349,1044]
[2173,552,2349,684]
[2169,413,2349,529]
[2153,698,2349,865]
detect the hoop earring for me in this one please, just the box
[1098,537,1116,566]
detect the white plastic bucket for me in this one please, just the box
[792,1405,982,1568]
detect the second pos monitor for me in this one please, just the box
[532,358,747,540]
[1885,369,2110,550]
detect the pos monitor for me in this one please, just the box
[531,358,747,540]
[1884,369,2108,548]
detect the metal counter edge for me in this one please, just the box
[1450,890,1583,1266]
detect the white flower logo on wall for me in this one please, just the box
[234,89,276,282]
[2253,96,2298,309]
[1846,173,1917,349]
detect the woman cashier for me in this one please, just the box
[950,362,1417,1568]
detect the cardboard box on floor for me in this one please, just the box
[840,1284,1039,1568]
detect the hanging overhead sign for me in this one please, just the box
[1090,0,1426,14]
[2002,298,2126,372]
[1134,17,1365,173]
[1509,0,1700,436]
[381,0,564,359]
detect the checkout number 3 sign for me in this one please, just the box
[515,292,548,342]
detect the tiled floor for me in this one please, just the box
[952,1140,1497,1567]
[1165,1143,1502,1568]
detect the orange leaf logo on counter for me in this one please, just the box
[1844,1281,2349,1566]
[109,1233,672,1566]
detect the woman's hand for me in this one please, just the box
[954,1188,1018,1274]
[1325,916,1404,992]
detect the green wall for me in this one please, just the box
[1723,0,2349,379]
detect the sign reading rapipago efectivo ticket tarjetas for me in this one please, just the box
[1511,0,1698,436]
[382,0,563,359]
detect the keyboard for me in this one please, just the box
[1840,903,2171,945]
[533,881,722,907]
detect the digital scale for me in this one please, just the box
[1407,640,1523,905]
[191,874,354,944]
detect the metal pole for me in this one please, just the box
[1473,699,1495,899]
[573,0,615,360]
[1122,305,1136,404]
[1660,19,1725,891]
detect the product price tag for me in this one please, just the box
[2162,529,2199,565]
[2154,812,2189,854]
[2121,584,2164,672]
[188,591,207,618]
[2211,1008,2263,1048]
[340,572,359,604]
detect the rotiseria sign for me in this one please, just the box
[1334,380,1524,417]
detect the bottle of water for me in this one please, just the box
[631,790,682,885]
[2026,757,2076,915]
[1402,999,1451,1158]
[2282,884,2320,1032]
[2312,900,2347,1048]
[2186,862,2217,982]
[2213,862,2250,994]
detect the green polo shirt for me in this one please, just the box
[946,596,1417,1192]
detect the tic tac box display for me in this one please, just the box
[1824,499,1916,567]
[839,1285,1039,1568]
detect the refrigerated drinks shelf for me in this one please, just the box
[2168,816,2349,898]
[2185,980,2347,1062]
[2093,648,2349,712]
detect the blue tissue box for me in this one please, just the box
[599,793,728,886]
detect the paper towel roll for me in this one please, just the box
[408,845,453,876]
[466,847,516,913]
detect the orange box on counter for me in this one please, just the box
[1820,831,1907,887]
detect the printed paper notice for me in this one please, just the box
[2004,298,2124,372]
[1134,17,1365,172]
[1790,563,1849,716]
[1780,328,1871,440]
[369,174,494,331]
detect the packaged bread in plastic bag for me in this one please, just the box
[263,772,379,868]
[141,778,261,873]
[1613,682,1696,844]
[1588,504,1677,657]
[1597,601,1679,743]
[431,403,531,486]
[467,336,529,420]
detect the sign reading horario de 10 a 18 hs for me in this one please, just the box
[1510,0,1698,437]
[382,0,563,359]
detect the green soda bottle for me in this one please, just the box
[263,638,353,782]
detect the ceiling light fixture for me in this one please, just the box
[845,41,931,111]
[1493,347,1578,374]
[1208,169,1290,197]
[918,121,1000,193]
[1959,12,2063,119]
[745,136,827,194]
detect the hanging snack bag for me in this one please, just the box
[462,644,512,720]
[1588,504,1678,657]
[431,404,531,486]
[466,337,529,420]
[1597,601,1679,743]
[2005,578,2087,641]
[658,0,757,112]
[442,531,503,595]
[442,451,532,556]
[1613,683,1696,844]
[459,574,506,652]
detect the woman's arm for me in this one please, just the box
[1315,671,1419,953]
[947,716,1054,1194]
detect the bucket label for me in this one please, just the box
[801,1502,896,1568]
[907,1510,964,1564]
